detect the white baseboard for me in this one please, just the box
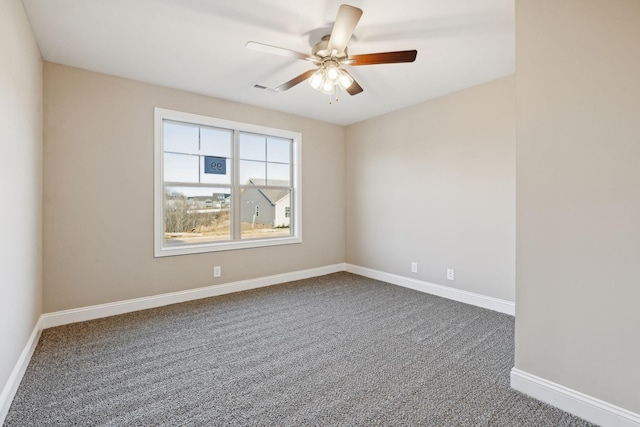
[0,264,345,425]
[40,263,513,328]
[0,262,532,426]
[345,264,515,315]
[511,368,640,427]
[41,263,346,329]
[0,317,43,424]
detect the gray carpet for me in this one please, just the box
[5,272,594,426]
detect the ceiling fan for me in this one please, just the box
[246,4,417,99]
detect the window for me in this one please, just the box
[154,108,301,256]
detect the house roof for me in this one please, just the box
[249,179,290,206]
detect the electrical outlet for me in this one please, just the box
[214,266,221,277]
[447,269,454,281]
[411,262,418,274]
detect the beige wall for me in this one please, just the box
[0,0,43,393]
[346,76,516,301]
[515,0,640,413]
[43,63,345,312]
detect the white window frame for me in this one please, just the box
[154,108,302,257]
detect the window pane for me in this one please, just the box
[201,127,232,157]
[164,186,231,245]
[239,132,266,161]
[164,153,199,183]
[200,157,231,184]
[240,188,291,239]
[267,137,291,163]
[239,159,266,184]
[267,163,290,185]
[164,121,199,153]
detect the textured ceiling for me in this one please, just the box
[22,0,514,125]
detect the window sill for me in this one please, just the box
[154,235,302,257]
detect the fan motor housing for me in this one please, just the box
[312,35,348,60]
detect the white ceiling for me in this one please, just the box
[22,0,514,126]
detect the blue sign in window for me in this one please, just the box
[204,156,226,175]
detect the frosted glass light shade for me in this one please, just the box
[338,70,354,90]
[309,70,324,90]
[321,79,334,94]
[326,64,340,82]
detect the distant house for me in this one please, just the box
[186,193,230,211]
[242,179,290,227]
[165,192,230,212]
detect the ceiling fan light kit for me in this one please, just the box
[308,61,354,94]
[246,4,417,102]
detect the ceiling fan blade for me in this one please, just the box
[275,69,317,91]
[350,50,418,66]
[327,5,363,55]
[245,41,310,61]
[340,70,363,95]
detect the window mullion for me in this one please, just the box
[289,137,294,233]
[264,136,268,186]
[232,129,241,240]
[197,128,202,183]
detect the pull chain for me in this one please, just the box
[328,86,339,104]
